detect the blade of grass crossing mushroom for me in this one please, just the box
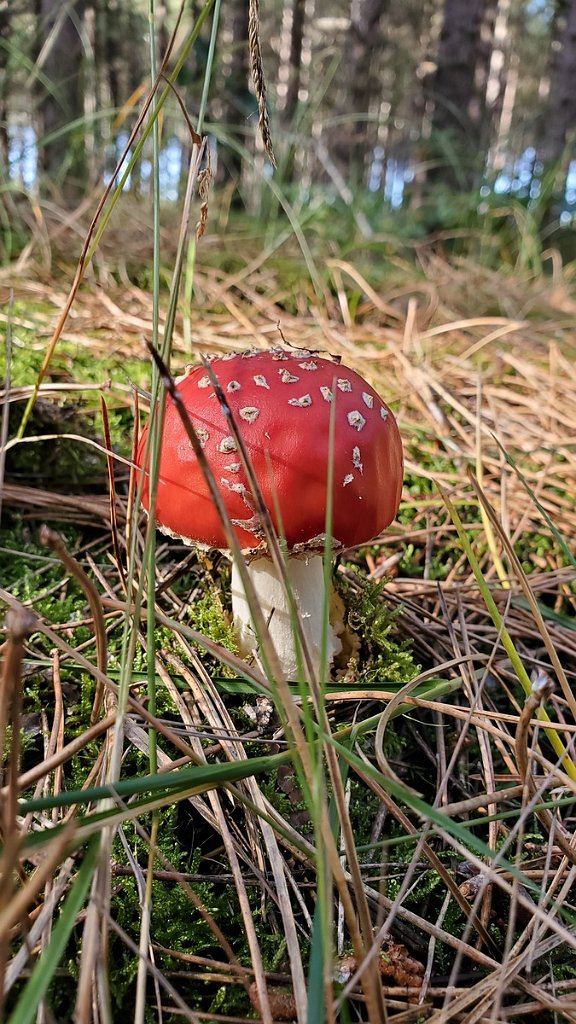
[146,348,302,699]
[319,378,340,690]
[310,379,337,1016]
[148,351,321,826]
[194,355,325,721]
[152,355,391,1022]
[134,5,163,1020]
[256,444,337,750]
[200,355,335,724]
[311,386,388,1022]
[147,348,315,1023]
[439,484,576,781]
[261,450,314,694]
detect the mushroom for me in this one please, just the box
[136,348,403,679]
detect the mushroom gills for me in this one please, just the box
[231,555,343,680]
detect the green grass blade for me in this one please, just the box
[18,749,290,816]
[307,898,326,1024]
[439,483,576,781]
[9,837,100,1024]
[496,438,576,569]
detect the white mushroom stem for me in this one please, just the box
[231,554,343,680]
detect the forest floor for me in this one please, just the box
[2,213,576,1022]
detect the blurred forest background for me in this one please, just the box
[1,0,576,249]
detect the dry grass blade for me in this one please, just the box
[0,608,37,1007]
[38,525,108,722]
[4,716,116,799]
[515,673,576,866]
[100,395,127,594]
[0,291,13,527]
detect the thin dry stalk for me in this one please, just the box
[0,608,36,1011]
[38,525,108,721]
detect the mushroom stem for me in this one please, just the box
[231,554,343,680]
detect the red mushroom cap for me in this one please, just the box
[136,348,403,551]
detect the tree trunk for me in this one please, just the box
[284,0,306,121]
[347,0,388,128]
[37,0,87,200]
[220,0,251,183]
[101,0,136,111]
[278,0,308,184]
[333,0,390,184]
[427,0,498,191]
[543,0,576,163]
[0,1,9,166]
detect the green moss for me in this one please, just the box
[0,522,94,644]
[184,570,239,677]
[187,586,238,655]
[345,578,420,685]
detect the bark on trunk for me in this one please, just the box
[284,0,306,121]
[333,0,390,184]
[543,0,576,163]
[427,0,498,191]
[347,0,388,126]
[0,1,9,166]
[220,0,251,182]
[37,0,87,199]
